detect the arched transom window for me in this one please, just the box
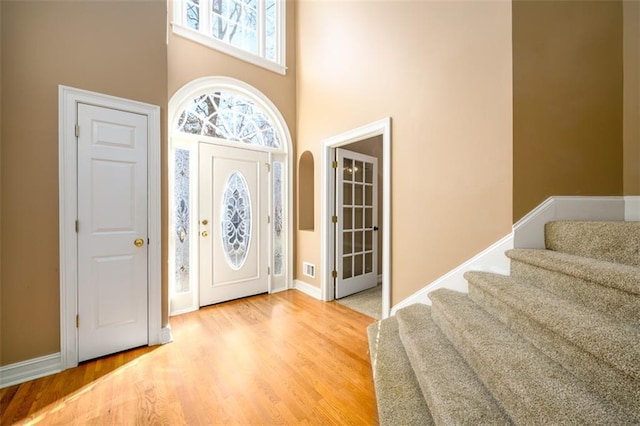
[176,91,281,148]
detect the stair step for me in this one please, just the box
[466,270,640,420]
[367,317,433,425]
[507,248,640,323]
[396,304,511,425]
[429,289,633,425]
[545,221,640,266]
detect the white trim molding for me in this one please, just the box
[293,280,323,300]
[0,353,62,389]
[322,117,392,318]
[391,196,630,315]
[625,196,640,221]
[59,86,163,370]
[391,233,513,314]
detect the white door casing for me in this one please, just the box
[321,117,391,318]
[199,143,269,306]
[335,149,378,299]
[59,86,163,370]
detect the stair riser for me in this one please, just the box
[545,222,640,267]
[510,260,640,324]
[468,284,640,420]
[367,319,434,425]
[396,305,511,425]
[430,291,631,424]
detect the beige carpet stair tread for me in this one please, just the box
[367,317,433,425]
[545,221,640,266]
[465,270,640,420]
[396,304,511,425]
[430,289,633,425]
[506,248,640,295]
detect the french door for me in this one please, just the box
[335,148,379,299]
[199,143,269,306]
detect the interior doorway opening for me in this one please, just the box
[322,118,392,319]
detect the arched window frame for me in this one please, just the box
[168,76,292,315]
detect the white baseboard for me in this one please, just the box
[160,326,173,344]
[391,233,513,315]
[293,279,322,300]
[625,196,640,221]
[513,196,625,249]
[0,353,62,389]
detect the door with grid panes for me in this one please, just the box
[335,149,378,299]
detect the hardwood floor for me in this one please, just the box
[1,291,379,425]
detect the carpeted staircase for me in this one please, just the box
[367,221,640,425]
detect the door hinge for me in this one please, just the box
[268,267,271,275]
[148,238,150,245]
[267,215,271,224]
[76,314,79,328]
[75,220,79,233]
[75,124,80,138]
[266,163,270,172]
[332,215,338,223]
[332,270,338,279]
[332,161,338,169]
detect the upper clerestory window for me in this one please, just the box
[173,0,286,75]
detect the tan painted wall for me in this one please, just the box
[1,1,168,366]
[513,1,624,221]
[296,1,513,303]
[624,0,640,195]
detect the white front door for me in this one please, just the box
[335,148,379,299]
[199,143,269,306]
[77,103,149,362]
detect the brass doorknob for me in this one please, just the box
[201,231,209,237]
[134,238,144,247]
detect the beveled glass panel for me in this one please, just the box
[343,183,352,205]
[344,231,353,254]
[355,207,363,229]
[220,171,252,270]
[365,162,374,184]
[365,230,373,250]
[343,158,353,181]
[365,186,373,207]
[174,149,190,293]
[354,161,364,182]
[365,253,373,273]
[343,256,352,279]
[343,208,353,230]
[365,208,372,228]
[354,231,363,252]
[354,254,363,276]
[354,184,363,205]
[273,161,283,275]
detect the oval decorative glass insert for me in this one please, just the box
[220,172,252,270]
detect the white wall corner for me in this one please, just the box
[0,353,62,389]
[391,233,513,315]
[293,279,323,300]
[625,196,640,221]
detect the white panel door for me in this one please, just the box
[199,143,268,306]
[335,149,378,299]
[77,103,148,362]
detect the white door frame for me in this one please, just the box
[321,117,392,318]
[59,86,163,369]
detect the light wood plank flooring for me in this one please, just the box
[1,291,379,425]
